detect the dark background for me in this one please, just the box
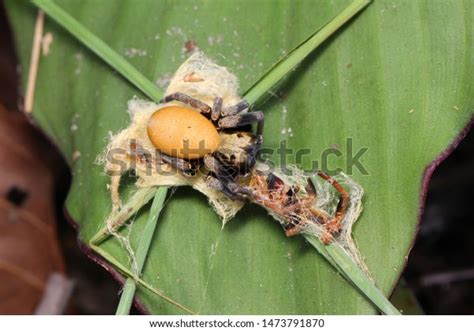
[1,3,473,314]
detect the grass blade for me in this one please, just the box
[304,235,401,315]
[91,243,194,314]
[244,0,371,105]
[90,187,158,246]
[115,279,136,315]
[115,187,168,315]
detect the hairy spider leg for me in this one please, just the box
[218,111,264,130]
[204,154,236,179]
[211,97,223,121]
[204,154,251,200]
[221,99,250,116]
[205,175,250,200]
[204,154,240,179]
[160,152,198,177]
[241,135,262,172]
[160,92,211,114]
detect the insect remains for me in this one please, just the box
[244,164,367,272]
[247,169,349,244]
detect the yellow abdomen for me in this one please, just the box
[147,106,220,159]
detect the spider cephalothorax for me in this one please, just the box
[147,91,264,200]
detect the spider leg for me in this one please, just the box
[211,97,223,121]
[243,134,263,172]
[205,175,225,191]
[204,154,236,179]
[316,171,350,234]
[221,99,250,117]
[160,92,211,114]
[160,153,197,177]
[205,175,250,201]
[225,181,252,200]
[204,154,251,200]
[218,111,264,132]
[256,117,264,136]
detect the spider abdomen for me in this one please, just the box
[147,106,220,159]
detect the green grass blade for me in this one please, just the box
[115,279,136,315]
[304,234,401,315]
[115,187,168,315]
[91,243,194,314]
[31,0,163,102]
[91,187,158,245]
[244,0,371,105]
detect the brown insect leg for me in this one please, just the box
[160,92,211,114]
[305,178,317,197]
[320,232,333,244]
[309,207,330,223]
[316,171,350,235]
[284,224,302,237]
[309,207,334,244]
[284,206,330,238]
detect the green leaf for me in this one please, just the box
[6,0,473,314]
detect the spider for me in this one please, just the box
[147,91,264,200]
[247,169,350,243]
